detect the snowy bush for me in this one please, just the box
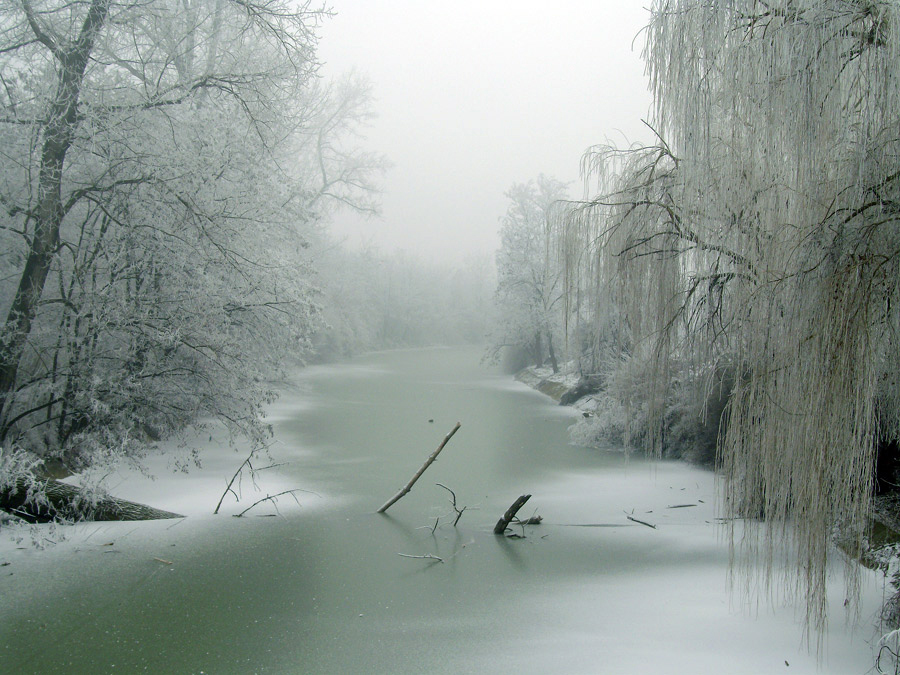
[568,393,628,449]
[0,446,40,492]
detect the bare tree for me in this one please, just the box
[492,175,569,372]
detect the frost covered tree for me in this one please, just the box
[0,0,382,474]
[562,139,688,452]
[565,0,900,636]
[492,175,569,372]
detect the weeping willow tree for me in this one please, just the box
[565,0,900,637]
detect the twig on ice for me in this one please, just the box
[436,482,467,526]
[515,512,543,525]
[215,445,268,514]
[232,489,311,517]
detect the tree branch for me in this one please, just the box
[377,422,461,513]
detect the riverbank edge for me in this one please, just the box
[515,363,900,519]
[514,362,900,625]
[513,365,580,405]
[516,363,900,525]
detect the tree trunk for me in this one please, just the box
[548,331,559,374]
[0,477,184,522]
[533,331,543,368]
[0,0,111,431]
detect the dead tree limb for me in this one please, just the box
[626,514,657,529]
[214,448,257,515]
[232,489,307,517]
[377,422,461,514]
[494,494,531,534]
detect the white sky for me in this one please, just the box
[317,1,653,263]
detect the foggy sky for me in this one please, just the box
[318,1,653,263]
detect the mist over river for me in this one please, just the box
[0,346,885,673]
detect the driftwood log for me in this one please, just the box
[493,494,532,534]
[0,477,184,523]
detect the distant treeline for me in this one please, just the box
[312,246,494,363]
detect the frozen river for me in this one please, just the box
[0,346,887,673]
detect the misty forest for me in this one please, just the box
[2,1,900,673]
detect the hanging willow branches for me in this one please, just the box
[561,0,900,638]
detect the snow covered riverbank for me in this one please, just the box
[0,347,893,673]
[513,364,636,453]
[514,364,579,402]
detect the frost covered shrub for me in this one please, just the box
[603,344,676,452]
[568,392,628,449]
[663,366,733,467]
[567,346,662,452]
[0,446,41,492]
[0,446,55,533]
[569,349,729,467]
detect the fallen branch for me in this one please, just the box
[232,489,307,517]
[494,494,531,534]
[377,422,461,514]
[626,514,657,529]
[215,448,257,514]
[215,443,282,514]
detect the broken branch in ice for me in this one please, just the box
[493,494,532,534]
[377,422,461,514]
[626,514,657,529]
